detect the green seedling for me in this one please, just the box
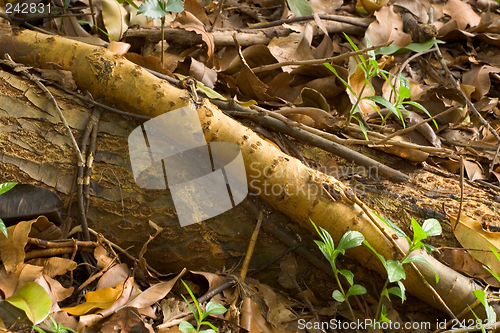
[178,280,227,333]
[311,220,367,322]
[324,33,436,139]
[364,214,441,323]
[33,315,76,333]
[0,182,16,237]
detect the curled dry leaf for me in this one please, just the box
[462,65,500,100]
[365,5,412,47]
[443,0,481,31]
[102,0,129,40]
[171,11,215,60]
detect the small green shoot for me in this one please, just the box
[78,20,115,41]
[365,214,441,322]
[0,182,17,237]
[33,315,76,333]
[324,33,437,139]
[179,280,227,333]
[311,220,366,321]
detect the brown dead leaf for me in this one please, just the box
[102,0,129,40]
[447,212,500,277]
[27,257,77,278]
[0,216,53,273]
[124,268,186,309]
[97,263,131,291]
[443,0,481,30]
[394,0,428,22]
[241,297,283,333]
[462,65,500,100]
[365,5,412,47]
[236,63,272,101]
[171,11,215,60]
[100,307,149,333]
[43,275,74,302]
[268,24,315,72]
[463,159,486,181]
[184,0,210,25]
[436,248,500,287]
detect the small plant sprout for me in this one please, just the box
[311,220,367,322]
[178,280,227,333]
[364,214,442,323]
[324,33,436,139]
[33,315,76,333]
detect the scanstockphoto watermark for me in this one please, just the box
[247,161,380,199]
[297,318,433,331]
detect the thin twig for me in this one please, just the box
[247,13,371,29]
[251,41,392,73]
[454,156,464,232]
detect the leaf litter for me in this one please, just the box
[4,0,500,330]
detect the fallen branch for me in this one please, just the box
[0,24,493,319]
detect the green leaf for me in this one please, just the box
[352,115,368,140]
[138,0,166,19]
[0,182,16,195]
[164,0,183,12]
[332,290,345,302]
[362,240,387,267]
[337,231,365,252]
[386,286,403,300]
[472,290,496,324]
[411,218,427,244]
[6,282,51,325]
[421,218,442,237]
[422,243,438,254]
[398,86,411,99]
[179,321,197,333]
[32,326,47,333]
[339,269,354,286]
[379,304,390,323]
[365,96,402,123]
[386,260,405,283]
[402,100,438,129]
[346,284,367,298]
[181,280,201,321]
[374,212,407,239]
[375,39,445,55]
[205,301,227,316]
[397,281,406,302]
[200,321,218,332]
[0,218,7,238]
[285,0,313,16]
[403,255,439,283]
[199,330,217,333]
[483,264,500,284]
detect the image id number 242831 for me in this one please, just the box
[5,2,50,14]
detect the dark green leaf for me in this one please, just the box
[423,243,438,254]
[374,212,408,238]
[116,0,139,8]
